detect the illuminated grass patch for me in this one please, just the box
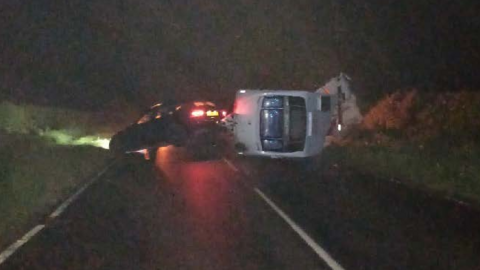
[39,130,111,149]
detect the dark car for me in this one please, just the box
[109,101,226,160]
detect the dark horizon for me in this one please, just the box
[1,0,479,110]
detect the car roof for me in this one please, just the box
[191,101,216,107]
[150,100,216,108]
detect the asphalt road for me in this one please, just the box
[1,145,480,270]
[0,146,330,270]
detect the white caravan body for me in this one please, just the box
[231,90,331,158]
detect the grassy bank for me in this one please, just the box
[321,142,480,204]
[0,132,111,250]
[0,100,140,137]
[322,90,480,205]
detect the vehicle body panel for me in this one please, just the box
[110,101,223,155]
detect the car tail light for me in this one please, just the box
[222,110,227,117]
[191,109,205,117]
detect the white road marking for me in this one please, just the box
[222,158,239,172]
[254,188,345,270]
[222,158,345,270]
[0,160,116,266]
[0,225,45,265]
[49,180,89,218]
[49,161,115,219]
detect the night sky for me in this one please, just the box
[1,0,479,110]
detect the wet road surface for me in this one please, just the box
[2,145,480,270]
[234,157,480,270]
[0,146,329,270]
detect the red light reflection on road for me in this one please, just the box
[183,162,246,266]
[156,157,249,267]
[183,163,226,221]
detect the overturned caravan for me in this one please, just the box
[222,73,361,159]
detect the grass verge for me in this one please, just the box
[320,140,480,205]
[0,131,112,250]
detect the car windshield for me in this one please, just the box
[136,111,155,124]
[136,106,166,124]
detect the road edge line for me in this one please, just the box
[0,160,117,265]
[254,188,345,270]
[49,160,116,219]
[0,160,116,266]
[222,158,239,172]
[0,225,45,265]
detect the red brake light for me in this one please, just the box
[191,110,205,117]
[222,111,227,117]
